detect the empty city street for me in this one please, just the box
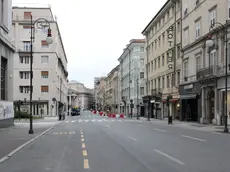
[0,111,229,172]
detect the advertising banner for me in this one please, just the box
[0,101,14,120]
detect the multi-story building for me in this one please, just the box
[180,0,230,125]
[0,0,16,127]
[142,0,182,119]
[104,65,119,113]
[118,39,145,116]
[95,77,106,111]
[67,80,94,110]
[11,7,68,116]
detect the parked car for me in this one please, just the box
[71,108,80,116]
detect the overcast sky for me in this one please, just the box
[12,0,167,88]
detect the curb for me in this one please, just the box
[0,122,61,164]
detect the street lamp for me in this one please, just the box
[206,21,228,133]
[130,99,134,118]
[28,16,53,134]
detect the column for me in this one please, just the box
[213,88,220,125]
[200,88,205,123]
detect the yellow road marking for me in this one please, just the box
[82,150,88,156]
[82,143,86,148]
[84,159,89,169]
[81,138,84,142]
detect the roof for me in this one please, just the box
[141,0,171,35]
[118,39,145,61]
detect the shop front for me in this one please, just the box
[179,82,202,122]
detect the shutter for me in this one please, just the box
[41,71,48,75]
[41,86,49,92]
[24,12,31,19]
[41,40,48,46]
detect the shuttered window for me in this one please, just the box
[24,12,31,19]
[41,71,49,78]
[41,86,49,93]
[41,40,49,48]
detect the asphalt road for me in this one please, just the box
[0,111,230,172]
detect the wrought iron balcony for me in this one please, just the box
[196,66,217,84]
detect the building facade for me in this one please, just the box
[180,0,230,125]
[67,81,94,110]
[11,7,68,116]
[104,65,119,113]
[0,0,16,127]
[118,39,145,116]
[95,77,106,111]
[142,0,182,119]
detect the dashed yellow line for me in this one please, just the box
[82,150,88,156]
[84,159,89,169]
[82,143,86,148]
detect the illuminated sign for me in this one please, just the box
[167,26,174,70]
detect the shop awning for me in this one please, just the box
[180,94,196,100]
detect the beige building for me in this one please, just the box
[0,0,16,127]
[179,0,230,125]
[142,0,182,119]
[67,80,94,110]
[105,65,119,113]
[11,7,68,116]
[95,77,106,111]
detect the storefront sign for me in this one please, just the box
[184,83,193,90]
[0,101,14,120]
[167,26,174,70]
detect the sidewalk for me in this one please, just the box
[139,117,230,133]
[0,117,61,160]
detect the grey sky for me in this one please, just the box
[12,0,167,88]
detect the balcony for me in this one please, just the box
[196,66,218,84]
[151,89,162,97]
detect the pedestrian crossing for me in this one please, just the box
[53,131,75,135]
[64,119,141,123]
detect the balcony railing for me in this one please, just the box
[196,66,218,80]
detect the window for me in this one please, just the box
[172,73,175,86]
[19,56,30,64]
[196,55,201,71]
[162,55,165,66]
[140,72,144,79]
[162,33,165,44]
[140,58,144,65]
[177,45,181,58]
[167,75,170,88]
[210,50,216,66]
[41,86,49,93]
[41,56,49,63]
[195,20,201,39]
[154,79,156,89]
[209,8,216,27]
[177,71,180,85]
[133,47,140,52]
[151,80,153,90]
[154,59,156,69]
[19,71,30,79]
[1,0,4,23]
[158,37,161,46]
[184,61,188,79]
[41,40,49,48]
[151,61,153,71]
[19,86,31,94]
[140,87,144,95]
[158,78,161,89]
[177,21,180,33]
[41,71,49,78]
[24,12,31,19]
[228,0,230,19]
[184,28,189,45]
[23,41,31,51]
[162,76,165,88]
[23,25,30,32]
[140,47,144,52]
[1,57,7,100]
[158,57,160,68]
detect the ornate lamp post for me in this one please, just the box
[28,16,53,134]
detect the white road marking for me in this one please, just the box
[181,135,206,142]
[85,120,89,122]
[128,136,137,141]
[138,125,146,127]
[65,121,69,123]
[106,125,111,128]
[71,120,76,123]
[154,128,166,132]
[154,149,185,165]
